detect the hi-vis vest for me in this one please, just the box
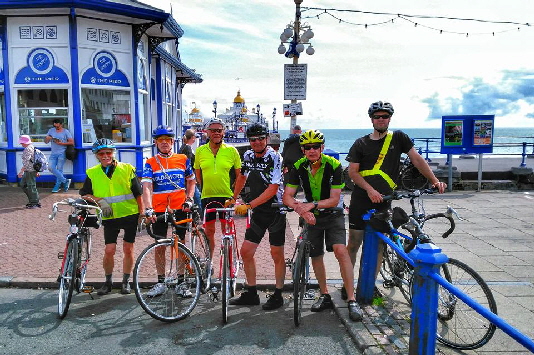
[87,162,138,220]
[359,132,397,189]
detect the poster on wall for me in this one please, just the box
[443,120,463,146]
[473,119,493,146]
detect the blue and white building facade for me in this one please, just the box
[0,0,202,183]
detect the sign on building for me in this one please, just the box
[284,64,307,100]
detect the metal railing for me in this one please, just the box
[356,223,534,354]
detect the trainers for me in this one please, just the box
[229,291,260,306]
[147,283,166,297]
[26,204,39,209]
[121,282,131,294]
[348,300,363,321]
[175,284,193,298]
[311,294,333,312]
[63,179,72,192]
[97,283,112,295]
[262,294,284,310]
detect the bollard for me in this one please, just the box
[408,243,448,355]
[356,221,380,304]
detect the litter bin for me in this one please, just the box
[323,148,339,161]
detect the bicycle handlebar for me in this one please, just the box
[270,203,343,213]
[382,187,438,202]
[49,198,103,222]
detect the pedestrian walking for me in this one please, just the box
[17,135,41,209]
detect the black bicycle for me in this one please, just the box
[376,189,498,350]
[50,198,102,319]
[397,155,429,191]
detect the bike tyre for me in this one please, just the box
[400,164,429,191]
[190,227,211,293]
[381,243,413,303]
[293,240,308,327]
[58,238,78,319]
[222,238,231,324]
[436,258,498,350]
[77,228,91,292]
[133,240,201,322]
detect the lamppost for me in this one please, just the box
[256,104,261,125]
[212,100,217,118]
[278,0,314,131]
[272,107,277,132]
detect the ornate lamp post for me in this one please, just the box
[277,0,314,130]
[256,104,261,125]
[212,100,217,118]
[272,107,277,132]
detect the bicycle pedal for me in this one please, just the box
[81,285,94,293]
[303,289,316,300]
[57,252,64,259]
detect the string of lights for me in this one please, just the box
[302,7,531,37]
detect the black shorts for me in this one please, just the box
[102,213,139,244]
[151,210,187,240]
[245,210,287,246]
[348,195,390,230]
[202,197,229,224]
[307,212,346,258]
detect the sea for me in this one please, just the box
[278,127,534,162]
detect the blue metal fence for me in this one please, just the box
[356,222,534,354]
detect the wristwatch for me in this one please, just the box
[313,202,319,210]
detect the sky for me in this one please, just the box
[147,0,534,130]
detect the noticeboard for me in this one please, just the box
[440,115,494,154]
[284,64,307,100]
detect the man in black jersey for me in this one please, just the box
[225,123,287,310]
[345,101,446,300]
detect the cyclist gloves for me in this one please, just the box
[235,204,251,216]
[98,199,113,218]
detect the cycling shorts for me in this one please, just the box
[245,210,287,246]
[348,195,390,230]
[102,213,139,244]
[307,212,346,258]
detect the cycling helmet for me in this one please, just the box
[92,138,115,153]
[152,125,175,138]
[205,118,224,129]
[368,101,394,117]
[246,123,268,137]
[299,129,325,145]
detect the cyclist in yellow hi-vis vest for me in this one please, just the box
[344,101,446,301]
[80,138,144,296]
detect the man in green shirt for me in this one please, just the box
[283,129,362,322]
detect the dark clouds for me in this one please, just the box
[422,69,534,119]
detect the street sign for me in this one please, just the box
[283,103,303,116]
[284,64,307,100]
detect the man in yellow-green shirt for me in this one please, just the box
[194,119,241,257]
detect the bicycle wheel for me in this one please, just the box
[436,258,497,350]
[190,227,211,293]
[230,237,240,298]
[133,240,201,322]
[380,243,413,303]
[221,238,231,324]
[58,238,78,319]
[293,240,308,327]
[77,228,91,292]
[400,164,429,191]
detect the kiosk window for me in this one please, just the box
[17,89,69,142]
[81,88,131,143]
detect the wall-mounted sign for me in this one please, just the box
[14,47,69,84]
[81,50,130,87]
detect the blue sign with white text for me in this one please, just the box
[81,51,130,87]
[14,48,69,84]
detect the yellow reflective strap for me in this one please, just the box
[359,132,397,189]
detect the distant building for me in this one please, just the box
[0,0,202,183]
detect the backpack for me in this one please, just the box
[31,148,48,172]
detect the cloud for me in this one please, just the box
[422,69,534,119]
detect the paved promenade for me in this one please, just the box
[0,184,533,354]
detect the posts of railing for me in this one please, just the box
[408,244,448,355]
[424,139,431,162]
[520,142,527,167]
[355,222,381,305]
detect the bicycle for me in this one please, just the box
[274,203,343,327]
[397,155,429,191]
[204,205,244,324]
[133,205,211,322]
[373,189,498,350]
[49,198,102,319]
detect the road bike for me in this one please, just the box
[274,203,343,327]
[204,204,244,324]
[374,189,498,350]
[397,155,429,191]
[50,198,102,319]
[133,205,211,322]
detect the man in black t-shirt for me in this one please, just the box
[345,101,446,300]
[281,125,302,174]
[225,124,286,310]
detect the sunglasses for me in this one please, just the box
[156,137,173,143]
[249,136,266,142]
[372,114,391,120]
[97,151,114,156]
[208,128,223,133]
[303,144,322,151]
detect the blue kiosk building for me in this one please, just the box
[0,0,202,184]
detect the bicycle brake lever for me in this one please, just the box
[446,206,463,220]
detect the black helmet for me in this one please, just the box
[368,101,394,117]
[152,125,175,138]
[92,138,115,154]
[246,123,268,137]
